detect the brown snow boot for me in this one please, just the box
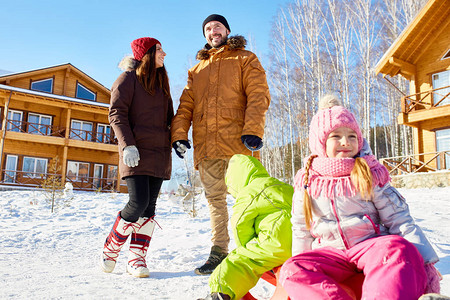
[194,246,228,275]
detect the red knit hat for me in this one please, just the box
[131,37,160,61]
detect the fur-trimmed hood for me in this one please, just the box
[196,35,247,60]
[118,55,140,71]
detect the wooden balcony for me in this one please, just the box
[3,119,117,145]
[380,150,449,176]
[4,119,65,138]
[401,85,450,113]
[0,170,118,192]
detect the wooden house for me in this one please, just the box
[375,0,450,172]
[0,63,126,192]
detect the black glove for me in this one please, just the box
[172,140,191,159]
[241,135,263,150]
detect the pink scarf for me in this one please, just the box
[294,155,390,199]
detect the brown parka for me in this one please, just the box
[109,63,173,180]
[171,35,270,169]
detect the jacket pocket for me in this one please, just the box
[220,108,244,137]
[192,112,206,151]
[221,108,244,120]
[193,112,204,123]
[382,186,408,212]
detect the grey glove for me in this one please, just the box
[123,145,140,167]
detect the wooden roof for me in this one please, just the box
[0,63,110,94]
[375,0,450,77]
[0,84,109,109]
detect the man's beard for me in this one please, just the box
[210,35,228,48]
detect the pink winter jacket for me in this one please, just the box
[291,182,439,264]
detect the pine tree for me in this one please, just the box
[41,156,65,213]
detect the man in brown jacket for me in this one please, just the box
[171,14,271,275]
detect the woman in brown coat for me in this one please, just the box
[100,37,173,278]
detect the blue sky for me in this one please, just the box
[1,0,288,96]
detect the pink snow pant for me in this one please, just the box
[280,235,427,300]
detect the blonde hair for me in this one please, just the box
[302,156,374,230]
[351,157,374,199]
[302,155,317,230]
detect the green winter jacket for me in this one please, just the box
[209,154,293,300]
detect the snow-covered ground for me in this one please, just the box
[0,186,449,299]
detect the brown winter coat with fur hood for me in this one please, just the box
[171,35,270,168]
[109,57,173,179]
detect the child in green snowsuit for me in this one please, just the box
[205,154,293,300]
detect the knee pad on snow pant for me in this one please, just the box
[351,235,427,299]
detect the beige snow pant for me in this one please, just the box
[198,158,230,252]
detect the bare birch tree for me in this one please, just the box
[263,0,430,180]
[263,14,296,182]
[348,0,384,155]
[320,0,354,106]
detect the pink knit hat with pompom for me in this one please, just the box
[309,95,363,157]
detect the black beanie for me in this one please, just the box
[202,14,230,36]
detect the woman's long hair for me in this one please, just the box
[135,45,171,98]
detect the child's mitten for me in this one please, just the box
[424,263,442,294]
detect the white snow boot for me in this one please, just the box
[100,212,139,273]
[419,294,450,300]
[126,217,156,278]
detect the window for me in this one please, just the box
[76,83,96,101]
[31,78,53,93]
[23,157,48,178]
[70,120,93,141]
[7,110,23,132]
[97,124,112,143]
[436,129,450,170]
[432,70,450,106]
[4,155,18,183]
[67,161,89,181]
[93,164,104,188]
[107,165,117,180]
[107,165,119,187]
[442,49,450,60]
[27,113,52,135]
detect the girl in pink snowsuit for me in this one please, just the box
[280,95,441,300]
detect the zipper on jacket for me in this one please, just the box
[310,221,318,238]
[330,198,350,249]
[365,214,381,234]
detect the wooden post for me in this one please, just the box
[61,107,72,183]
[0,91,13,177]
[64,67,70,96]
[116,165,121,192]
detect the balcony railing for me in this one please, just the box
[65,175,118,191]
[380,150,450,175]
[69,128,117,144]
[5,119,66,137]
[3,120,117,144]
[0,170,118,192]
[401,85,450,113]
